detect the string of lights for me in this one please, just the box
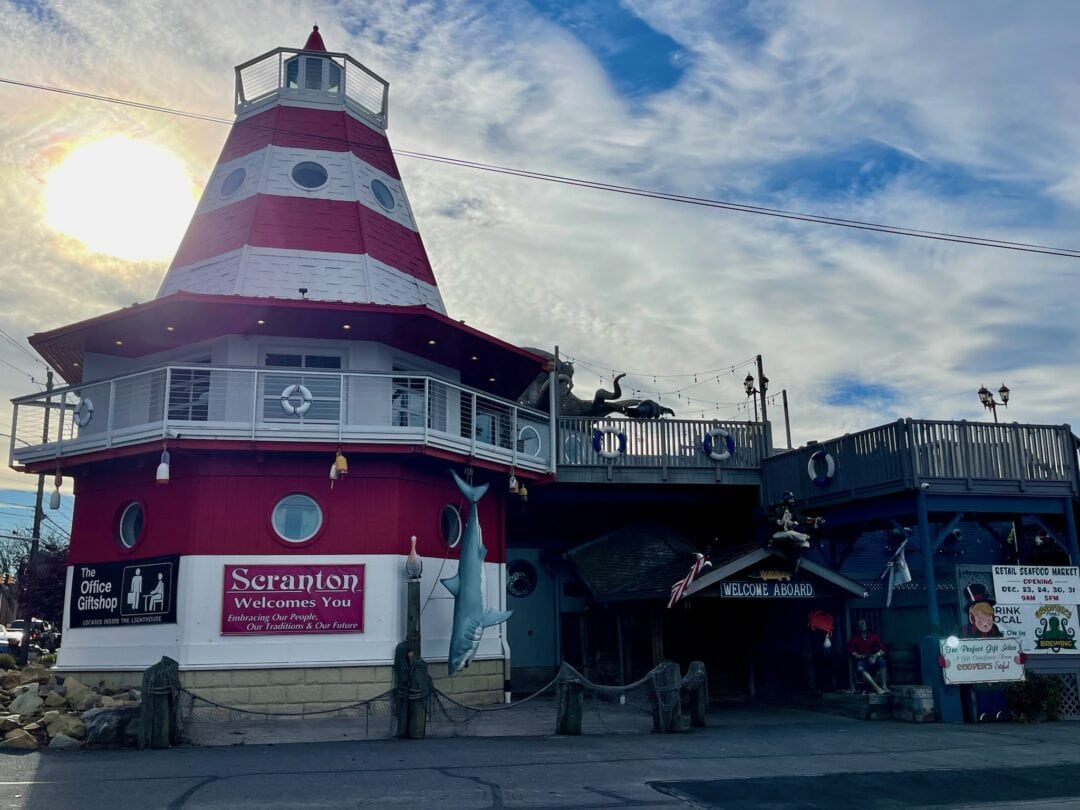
[4,77,1080,260]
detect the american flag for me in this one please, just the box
[668,553,710,609]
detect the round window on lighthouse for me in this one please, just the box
[220,167,246,198]
[370,179,396,211]
[272,493,323,544]
[117,502,144,550]
[291,161,328,190]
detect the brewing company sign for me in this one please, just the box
[69,555,180,628]
[221,564,365,635]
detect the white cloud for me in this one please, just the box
[0,0,1077,499]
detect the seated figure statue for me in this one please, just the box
[847,618,889,694]
[768,491,822,550]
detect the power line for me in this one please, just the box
[0,327,44,368]
[4,76,1080,260]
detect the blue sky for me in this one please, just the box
[0,0,1079,492]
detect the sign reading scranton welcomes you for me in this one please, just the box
[221,564,365,635]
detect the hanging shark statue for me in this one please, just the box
[442,471,513,675]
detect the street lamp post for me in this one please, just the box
[978,383,1010,423]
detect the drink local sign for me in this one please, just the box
[221,564,365,635]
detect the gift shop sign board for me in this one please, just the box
[939,637,1025,685]
[992,565,1080,604]
[70,555,180,628]
[221,564,365,635]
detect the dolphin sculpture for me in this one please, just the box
[442,471,513,675]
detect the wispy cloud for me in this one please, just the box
[0,0,1078,491]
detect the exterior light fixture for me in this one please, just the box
[256,319,266,325]
[427,339,437,346]
[115,340,124,346]
[166,326,175,332]
[978,382,1010,423]
[469,355,478,361]
[342,324,351,330]
[488,376,496,382]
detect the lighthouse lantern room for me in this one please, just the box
[12,27,550,708]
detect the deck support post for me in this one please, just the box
[916,487,941,635]
[1063,497,1080,565]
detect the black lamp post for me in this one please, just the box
[744,372,760,422]
[978,383,1010,423]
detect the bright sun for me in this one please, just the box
[43,136,198,262]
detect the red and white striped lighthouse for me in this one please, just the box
[17,27,551,707]
[159,25,444,313]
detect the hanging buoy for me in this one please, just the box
[156,449,171,485]
[334,450,348,475]
[508,473,519,494]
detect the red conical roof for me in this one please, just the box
[304,24,327,51]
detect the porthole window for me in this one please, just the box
[220,167,246,198]
[117,502,144,550]
[291,161,328,190]
[272,494,323,544]
[370,179,396,211]
[439,505,462,549]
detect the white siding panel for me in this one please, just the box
[57,555,509,671]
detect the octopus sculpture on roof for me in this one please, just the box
[518,349,675,419]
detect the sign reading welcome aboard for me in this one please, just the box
[69,555,180,628]
[221,564,365,635]
[718,580,816,598]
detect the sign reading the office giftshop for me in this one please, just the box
[221,564,365,635]
[69,555,179,628]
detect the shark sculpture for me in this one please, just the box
[442,471,513,675]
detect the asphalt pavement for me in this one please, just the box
[1,703,1079,809]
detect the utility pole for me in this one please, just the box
[18,369,52,665]
[782,389,792,450]
[756,355,768,426]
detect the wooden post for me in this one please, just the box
[404,578,427,738]
[392,641,410,739]
[555,676,583,735]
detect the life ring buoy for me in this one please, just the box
[74,397,94,428]
[517,425,542,458]
[280,384,314,416]
[807,449,836,485]
[702,428,735,462]
[592,427,627,459]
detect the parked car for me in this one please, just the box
[0,624,18,654]
[8,619,49,650]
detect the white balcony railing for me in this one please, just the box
[9,365,551,473]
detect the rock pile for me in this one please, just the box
[0,666,141,751]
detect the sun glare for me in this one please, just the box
[43,136,198,262]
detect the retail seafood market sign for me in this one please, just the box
[992,565,1079,604]
[221,564,365,635]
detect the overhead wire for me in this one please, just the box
[3,77,1080,259]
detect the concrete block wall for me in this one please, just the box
[63,659,506,713]
[891,685,936,722]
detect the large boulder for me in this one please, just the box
[8,691,43,717]
[0,729,38,750]
[82,705,141,748]
[44,712,85,740]
[62,678,102,711]
[18,666,51,686]
[48,733,82,751]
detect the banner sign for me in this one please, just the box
[939,637,1025,685]
[719,580,815,599]
[992,565,1080,604]
[995,603,1079,654]
[221,564,365,635]
[70,555,180,628]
